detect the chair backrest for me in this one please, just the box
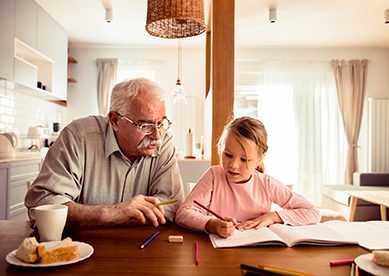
[354,172,389,187]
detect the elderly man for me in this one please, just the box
[25,78,184,230]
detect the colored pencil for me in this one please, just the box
[350,262,356,276]
[241,264,280,276]
[140,231,160,249]
[241,264,314,276]
[193,200,226,221]
[257,264,313,276]
[155,199,178,206]
[330,258,354,266]
[195,240,199,265]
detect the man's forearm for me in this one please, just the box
[64,202,115,230]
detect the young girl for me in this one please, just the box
[175,116,321,238]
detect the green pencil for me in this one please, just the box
[155,199,178,206]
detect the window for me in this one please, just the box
[235,61,347,205]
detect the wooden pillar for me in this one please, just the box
[210,0,235,165]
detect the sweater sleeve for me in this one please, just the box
[265,175,321,225]
[175,168,216,232]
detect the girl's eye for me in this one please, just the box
[240,158,247,162]
[224,152,232,158]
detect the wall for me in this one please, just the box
[2,46,389,167]
[66,46,206,157]
[0,79,66,149]
[234,47,389,172]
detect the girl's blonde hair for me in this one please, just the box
[217,116,268,172]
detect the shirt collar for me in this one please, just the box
[105,122,121,159]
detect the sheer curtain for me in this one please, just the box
[259,61,347,204]
[96,58,118,115]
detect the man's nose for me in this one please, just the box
[148,124,161,140]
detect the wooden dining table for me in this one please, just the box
[1,220,372,275]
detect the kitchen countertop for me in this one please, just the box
[0,152,43,163]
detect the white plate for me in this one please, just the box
[355,253,389,276]
[6,241,94,267]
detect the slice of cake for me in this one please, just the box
[372,251,389,267]
[15,237,40,263]
[37,237,78,264]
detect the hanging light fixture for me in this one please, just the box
[171,41,187,104]
[145,0,206,39]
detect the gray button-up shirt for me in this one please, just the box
[25,116,184,221]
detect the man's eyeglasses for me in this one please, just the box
[117,113,172,135]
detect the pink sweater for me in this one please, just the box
[175,166,321,232]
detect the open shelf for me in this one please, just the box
[68,55,78,64]
[67,76,77,83]
[14,38,53,92]
[67,51,77,84]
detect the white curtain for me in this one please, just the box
[259,61,347,205]
[96,58,118,115]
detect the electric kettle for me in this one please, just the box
[0,132,18,159]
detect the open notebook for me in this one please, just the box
[209,220,389,250]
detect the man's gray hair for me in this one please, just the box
[109,78,166,114]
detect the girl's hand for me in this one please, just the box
[205,218,237,238]
[237,212,282,230]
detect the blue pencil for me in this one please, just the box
[140,231,160,249]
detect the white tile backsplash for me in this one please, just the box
[0,79,66,141]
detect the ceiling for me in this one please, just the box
[35,0,389,48]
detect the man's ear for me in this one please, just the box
[108,111,120,131]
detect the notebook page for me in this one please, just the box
[323,221,389,250]
[209,227,286,248]
[269,223,359,246]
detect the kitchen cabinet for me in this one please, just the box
[0,0,15,80]
[15,0,37,49]
[13,0,68,102]
[0,158,41,220]
[37,7,68,100]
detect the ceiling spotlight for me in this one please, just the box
[385,9,389,24]
[269,7,277,23]
[105,9,112,23]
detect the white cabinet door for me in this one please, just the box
[37,6,68,100]
[51,21,68,101]
[0,0,15,80]
[8,159,41,220]
[15,0,37,49]
[0,166,8,219]
[37,6,56,59]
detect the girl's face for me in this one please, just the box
[220,133,261,183]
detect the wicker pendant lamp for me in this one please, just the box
[146,0,206,39]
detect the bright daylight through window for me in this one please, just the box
[235,61,347,205]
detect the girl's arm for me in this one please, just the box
[266,175,321,225]
[175,168,217,232]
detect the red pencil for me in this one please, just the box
[193,200,226,221]
[195,240,199,265]
[329,258,354,266]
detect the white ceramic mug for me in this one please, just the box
[33,204,68,242]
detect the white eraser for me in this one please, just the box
[168,235,183,243]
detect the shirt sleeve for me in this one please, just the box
[24,126,84,224]
[148,133,185,222]
[265,175,321,225]
[175,168,215,232]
